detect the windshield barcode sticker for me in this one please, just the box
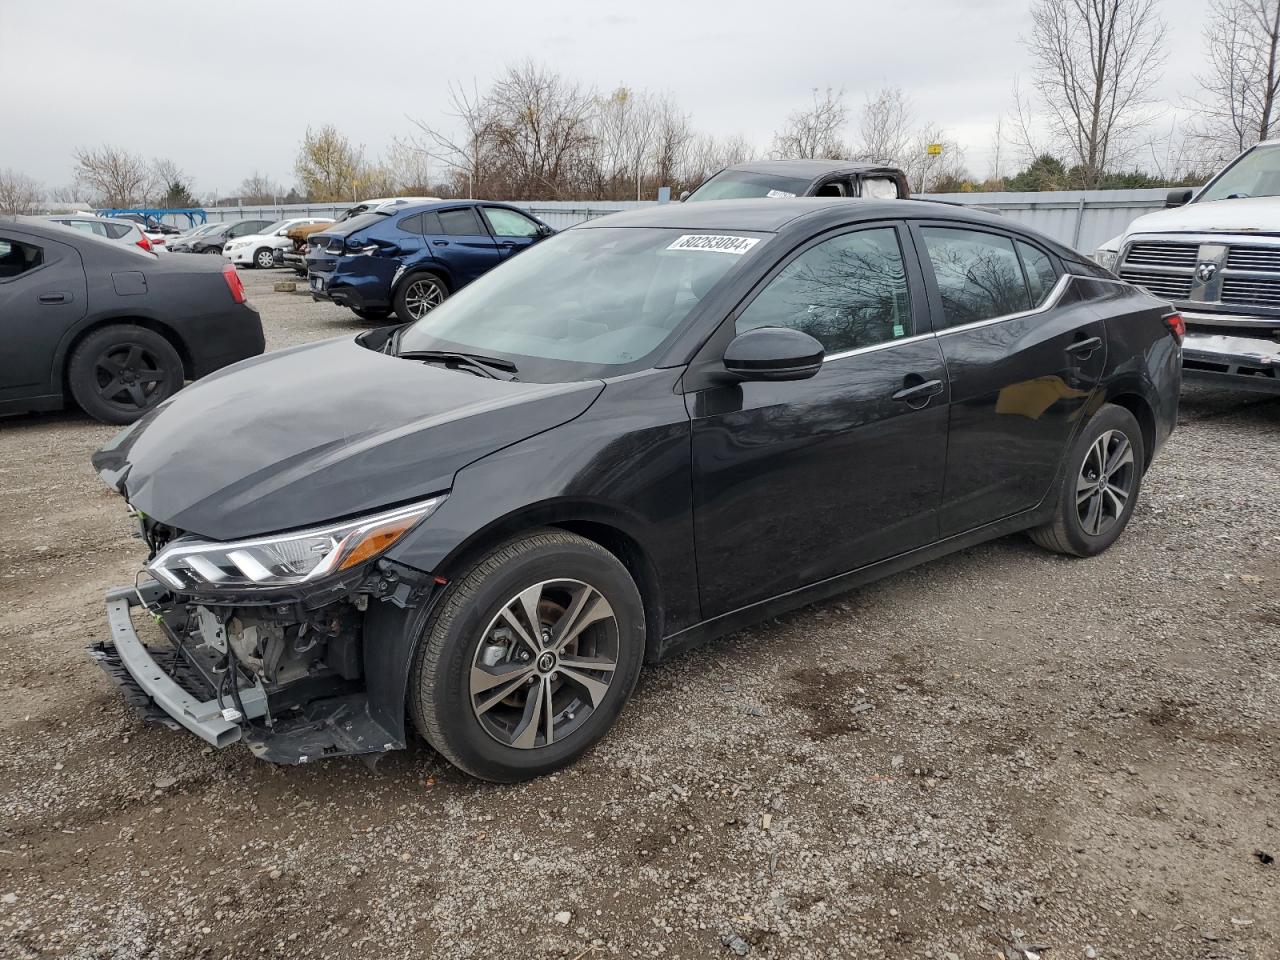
[667,234,761,255]
[765,189,796,198]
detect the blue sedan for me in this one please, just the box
[306,200,554,321]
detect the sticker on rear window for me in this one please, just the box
[666,234,761,255]
[765,189,796,198]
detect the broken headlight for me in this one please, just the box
[146,495,446,590]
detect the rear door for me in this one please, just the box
[480,206,545,259]
[0,230,86,396]
[910,222,1107,536]
[433,206,502,287]
[686,222,950,618]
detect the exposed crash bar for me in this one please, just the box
[102,586,267,748]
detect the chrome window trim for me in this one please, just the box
[935,273,1074,337]
[823,331,935,363]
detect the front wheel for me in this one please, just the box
[409,530,645,782]
[1029,403,1145,557]
[253,247,275,269]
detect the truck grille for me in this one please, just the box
[1225,247,1280,272]
[1119,240,1280,313]
[1124,241,1199,267]
[1115,268,1193,301]
[1221,276,1280,308]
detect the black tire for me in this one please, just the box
[67,324,184,425]
[201,246,222,255]
[409,529,645,782]
[393,271,449,321]
[252,247,274,269]
[351,307,392,322]
[1029,403,1145,557]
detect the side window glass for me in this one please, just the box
[736,227,912,354]
[482,207,541,237]
[1017,241,1058,306]
[920,227,1032,328]
[419,211,443,235]
[439,207,483,236]
[398,213,424,234]
[0,238,44,280]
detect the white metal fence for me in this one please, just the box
[193,189,1169,253]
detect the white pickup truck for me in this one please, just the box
[1095,140,1280,392]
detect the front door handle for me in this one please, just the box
[432,239,449,246]
[892,377,944,407]
[1066,335,1103,358]
[38,292,70,304]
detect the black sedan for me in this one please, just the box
[181,219,277,255]
[684,158,911,201]
[1,218,265,424]
[89,198,1181,781]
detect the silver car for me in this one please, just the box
[43,215,157,255]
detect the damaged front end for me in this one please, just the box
[90,499,446,764]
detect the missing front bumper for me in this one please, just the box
[89,581,407,764]
[1183,330,1280,393]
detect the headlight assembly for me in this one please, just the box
[1093,247,1119,272]
[147,495,446,590]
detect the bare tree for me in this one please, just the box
[650,95,694,195]
[239,171,283,204]
[150,158,196,206]
[851,86,913,163]
[1187,0,1280,159]
[294,125,363,202]
[0,169,44,214]
[902,126,969,192]
[73,144,154,206]
[383,138,434,194]
[771,87,848,159]
[677,133,757,193]
[409,81,499,197]
[1024,0,1167,187]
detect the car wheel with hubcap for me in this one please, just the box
[67,324,184,424]
[1029,402,1144,557]
[393,272,448,321]
[409,529,645,782]
[253,247,275,269]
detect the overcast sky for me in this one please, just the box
[0,0,1207,197]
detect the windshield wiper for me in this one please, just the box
[397,349,519,380]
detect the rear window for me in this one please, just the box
[439,207,484,235]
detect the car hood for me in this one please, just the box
[1123,195,1280,238]
[92,337,604,540]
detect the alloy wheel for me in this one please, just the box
[93,343,167,411]
[469,578,620,749]
[1076,429,1135,536]
[404,278,444,318]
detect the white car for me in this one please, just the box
[42,214,158,256]
[1094,139,1280,392]
[224,217,334,269]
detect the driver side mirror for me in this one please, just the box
[679,190,691,202]
[723,327,824,382]
[1165,188,1194,208]
[536,223,553,237]
[276,228,289,236]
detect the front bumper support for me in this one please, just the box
[90,582,267,749]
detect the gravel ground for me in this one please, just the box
[1,269,1278,960]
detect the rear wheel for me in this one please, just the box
[393,272,448,321]
[68,324,184,424]
[409,530,645,782]
[1029,403,1144,557]
[253,247,274,269]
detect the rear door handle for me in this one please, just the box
[38,292,70,304]
[432,239,449,246]
[891,378,944,406]
[1066,336,1103,358]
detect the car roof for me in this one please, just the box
[43,214,137,227]
[575,197,1014,233]
[720,158,900,180]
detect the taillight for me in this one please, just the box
[137,235,153,253]
[1164,312,1185,343]
[222,263,246,304]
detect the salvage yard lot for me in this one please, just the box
[1,270,1278,960]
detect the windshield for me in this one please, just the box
[1198,145,1280,203]
[327,212,387,236]
[397,226,766,377]
[687,170,812,201]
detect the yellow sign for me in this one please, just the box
[926,143,943,156]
